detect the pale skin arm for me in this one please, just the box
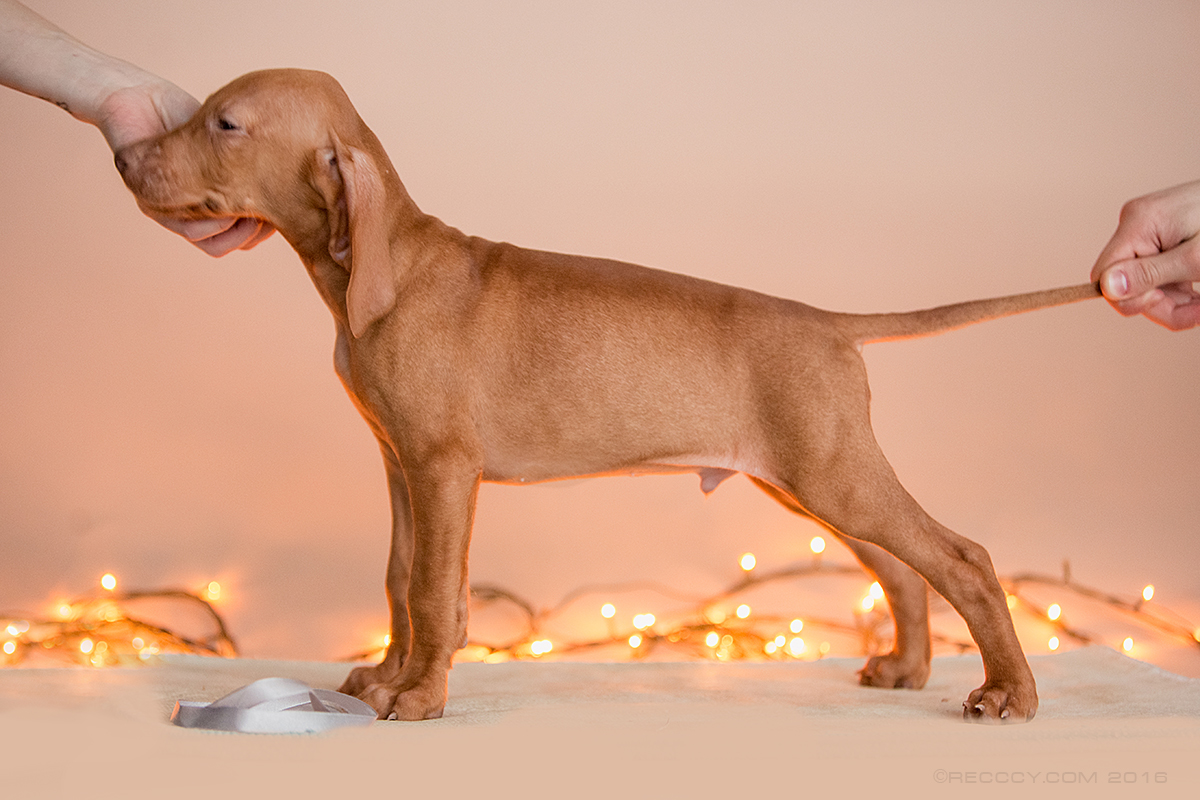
[1090,180,1200,331]
[0,0,272,255]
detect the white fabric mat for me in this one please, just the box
[2,646,1197,798]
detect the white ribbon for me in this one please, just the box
[171,677,376,733]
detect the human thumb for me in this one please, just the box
[1100,243,1199,301]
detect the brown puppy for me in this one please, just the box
[116,68,1100,723]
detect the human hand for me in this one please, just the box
[1090,180,1200,331]
[0,0,271,254]
[97,82,274,256]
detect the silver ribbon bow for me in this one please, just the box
[171,677,376,733]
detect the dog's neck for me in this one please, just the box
[295,238,356,332]
[289,160,425,335]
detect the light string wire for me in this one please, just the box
[343,557,1200,665]
[2,586,237,666]
[3,558,1197,668]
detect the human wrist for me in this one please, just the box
[59,41,161,127]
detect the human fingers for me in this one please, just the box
[188,217,275,257]
[1099,236,1200,303]
[149,215,270,256]
[96,83,199,151]
[151,215,240,243]
[1090,181,1200,284]
[1137,283,1200,331]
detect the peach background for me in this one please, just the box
[1,1,1197,666]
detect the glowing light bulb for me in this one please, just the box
[206,581,222,602]
[1006,594,1018,610]
[131,637,145,650]
[1142,585,1155,602]
[1047,603,1061,621]
[739,553,757,571]
[735,604,751,619]
[861,596,875,612]
[5,624,18,637]
[764,641,777,654]
[789,619,803,634]
[80,638,95,655]
[633,614,656,630]
[2,641,15,655]
[530,639,553,656]
[100,573,117,592]
[600,603,616,619]
[628,634,643,649]
[1123,637,1134,653]
[1048,636,1060,651]
[869,582,884,600]
[788,637,806,657]
[705,631,720,648]
[774,634,786,648]
[810,536,826,554]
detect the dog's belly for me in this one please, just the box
[479,442,749,493]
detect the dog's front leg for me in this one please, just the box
[340,445,414,698]
[356,448,481,721]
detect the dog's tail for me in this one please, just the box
[833,282,1101,346]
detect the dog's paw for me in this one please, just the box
[858,652,930,690]
[358,678,448,721]
[962,681,1038,723]
[339,661,400,698]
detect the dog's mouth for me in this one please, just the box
[135,195,237,222]
[116,147,242,221]
[131,195,270,249]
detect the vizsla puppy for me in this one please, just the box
[116,69,1100,723]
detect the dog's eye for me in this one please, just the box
[215,116,240,132]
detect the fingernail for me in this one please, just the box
[1103,268,1130,299]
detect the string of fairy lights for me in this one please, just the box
[3,537,1198,669]
[0,574,236,667]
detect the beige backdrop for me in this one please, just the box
[1,1,1197,667]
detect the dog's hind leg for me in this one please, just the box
[755,345,1035,722]
[771,445,1035,721]
[749,476,932,689]
[830,536,932,688]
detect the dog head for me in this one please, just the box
[116,68,401,337]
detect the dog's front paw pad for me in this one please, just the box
[963,685,1036,723]
[356,683,401,719]
[339,661,401,698]
[387,689,446,721]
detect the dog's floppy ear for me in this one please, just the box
[315,136,396,338]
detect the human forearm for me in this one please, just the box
[0,0,156,126]
[1,0,273,253]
